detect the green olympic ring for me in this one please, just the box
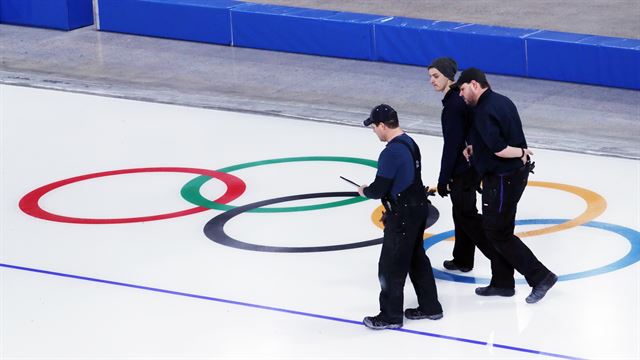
[180,156,377,213]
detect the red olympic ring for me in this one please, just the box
[19,167,246,224]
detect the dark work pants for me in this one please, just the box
[451,168,515,288]
[481,165,550,288]
[449,168,481,268]
[378,204,442,323]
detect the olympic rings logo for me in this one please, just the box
[18,156,640,283]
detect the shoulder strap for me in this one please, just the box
[393,136,421,182]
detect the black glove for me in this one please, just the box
[437,182,450,197]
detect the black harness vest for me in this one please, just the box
[381,137,429,212]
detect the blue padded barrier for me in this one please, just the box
[0,0,93,30]
[85,0,640,90]
[452,24,538,76]
[97,0,244,45]
[526,31,640,90]
[230,4,388,60]
[373,17,453,64]
[374,17,538,77]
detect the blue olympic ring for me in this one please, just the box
[425,219,640,284]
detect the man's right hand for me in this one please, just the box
[521,148,534,165]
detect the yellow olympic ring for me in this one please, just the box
[370,181,607,240]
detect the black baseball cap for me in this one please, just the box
[363,104,398,126]
[450,67,489,91]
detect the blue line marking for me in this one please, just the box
[0,262,585,360]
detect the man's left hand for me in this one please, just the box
[437,182,450,197]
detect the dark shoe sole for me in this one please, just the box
[405,312,443,320]
[443,260,473,273]
[363,317,403,330]
[475,287,515,297]
[526,273,558,304]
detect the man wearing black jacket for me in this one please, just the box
[452,68,557,304]
[427,57,480,273]
[428,58,516,297]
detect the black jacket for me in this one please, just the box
[438,88,472,184]
[470,89,527,176]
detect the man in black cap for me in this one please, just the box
[427,57,480,273]
[451,68,557,303]
[357,104,442,330]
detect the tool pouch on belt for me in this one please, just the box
[379,210,388,226]
[379,195,395,226]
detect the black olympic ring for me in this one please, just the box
[203,192,440,253]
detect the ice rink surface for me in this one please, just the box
[1,84,639,359]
